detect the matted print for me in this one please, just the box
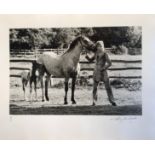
[10,26,142,115]
[0,15,155,139]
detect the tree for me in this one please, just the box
[126,26,142,48]
[92,27,141,48]
[10,27,142,51]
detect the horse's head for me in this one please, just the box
[63,36,96,56]
[79,36,95,52]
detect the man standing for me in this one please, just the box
[85,41,116,106]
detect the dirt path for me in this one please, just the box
[10,86,142,115]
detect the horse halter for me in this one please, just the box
[78,37,92,56]
[79,37,92,50]
[79,37,85,49]
[79,37,96,53]
[78,37,89,55]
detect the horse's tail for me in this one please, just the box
[31,60,39,77]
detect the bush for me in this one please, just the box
[128,48,142,55]
[110,79,142,91]
[111,45,128,55]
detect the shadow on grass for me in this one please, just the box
[10,104,142,115]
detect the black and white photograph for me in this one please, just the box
[0,14,155,140]
[10,26,142,115]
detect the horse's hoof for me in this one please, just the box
[64,102,68,105]
[42,99,45,102]
[92,102,95,106]
[45,97,49,101]
[112,102,117,106]
[72,100,76,104]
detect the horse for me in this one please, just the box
[32,36,95,104]
[21,61,39,102]
[21,70,30,101]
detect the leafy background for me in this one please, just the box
[10,27,142,51]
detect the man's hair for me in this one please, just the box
[96,41,105,50]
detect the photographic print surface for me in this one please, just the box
[0,14,155,139]
[10,26,142,115]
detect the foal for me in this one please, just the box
[21,61,39,101]
[21,70,30,101]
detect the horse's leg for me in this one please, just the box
[34,77,37,101]
[50,76,54,88]
[40,75,45,102]
[45,75,50,101]
[29,78,33,103]
[64,78,69,105]
[71,75,77,104]
[92,81,99,106]
[22,80,26,101]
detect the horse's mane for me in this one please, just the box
[63,36,81,55]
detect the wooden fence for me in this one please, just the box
[10,49,65,57]
[10,48,141,57]
[10,54,142,79]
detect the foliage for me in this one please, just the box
[110,79,142,91]
[92,26,141,48]
[10,27,142,52]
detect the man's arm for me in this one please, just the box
[101,53,112,71]
[85,54,95,62]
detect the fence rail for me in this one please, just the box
[10,49,142,79]
[10,74,142,79]
[10,48,66,56]
[10,66,142,71]
[10,48,142,56]
[10,59,142,63]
